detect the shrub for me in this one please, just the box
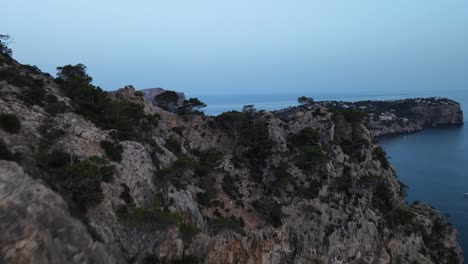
[23,86,46,106]
[179,223,201,241]
[0,139,15,161]
[171,255,200,264]
[197,175,218,207]
[222,174,243,206]
[43,150,70,168]
[100,140,123,162]
[301,145,328,161]
[173,155,198,170]
[45,101,69,116]
[165,136,181,154]
[119,184,134,205]
[338,109,367,124]
[56,159,114,209]
[274,162,293,188]
[0,113,21,133]
[211,217,246,236]
[252,200,283,227]
[195,149,223,177]
[143,254,161,264]
[398,180,408,198]
[396,209,416,226]
[172,126,184,136]
[0,68,43,89]
[374,183,393,210]
[330,174,353,195]
[116,197,182,228]
[374,146,390,169]
[358,175,380,187]
[288,127,320,146]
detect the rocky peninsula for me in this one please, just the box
[0,51,464,263]
[320,98,464,137]
[277,98,464,137]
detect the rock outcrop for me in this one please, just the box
[0,161,125,264]
[0,53,464,263]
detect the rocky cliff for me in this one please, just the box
[0,53,464,263]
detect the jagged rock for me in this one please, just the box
[0,161,125,264]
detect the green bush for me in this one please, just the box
[100,140,123,162]
[117,197,182,228]
[195,149,223,177]
[288,127,320,147]
[0,113,21,133]
[211,217,246,236]
[374,146,390,169]
[0,68,44,89]
[173,155,198,170]
[56,159,114,209]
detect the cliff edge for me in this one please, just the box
[0,52,463,263]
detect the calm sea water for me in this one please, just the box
[194,89,468,257]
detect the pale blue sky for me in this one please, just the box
[2,0,468,95]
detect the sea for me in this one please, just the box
[194,89,468,258]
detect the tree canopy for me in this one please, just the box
[298,96,314,106]
[55,64,148,140]
[179,98,207,115]
[0,34,12,57]
[154,91,180,111]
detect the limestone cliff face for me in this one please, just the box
[0,56,464,263]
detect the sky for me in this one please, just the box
[2,0,468,96]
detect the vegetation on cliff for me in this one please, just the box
[0,41,463,264]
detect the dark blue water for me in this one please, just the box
[194,90,468,257]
